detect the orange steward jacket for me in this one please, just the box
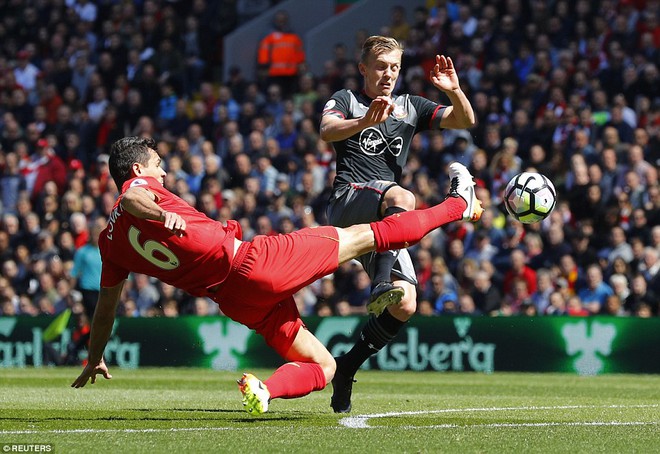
[257,31,305,77]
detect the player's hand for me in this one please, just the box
[71,358,112,388]
[161,211,186,236]
[430,55,460,92]
[364,96,394,125]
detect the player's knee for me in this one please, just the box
[310,344,336,385]
[387,286,416,320]
[400,189,417,210]
[385,187,416,211]
[320,355,337,385]
[399,291,417,317]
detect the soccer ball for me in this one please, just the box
[503,172,557,224]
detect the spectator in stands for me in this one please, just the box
[70,222,103,317]
[577,264,614,314]
[72,0,98,23]
[0,0,656,328]
[0,152,25,214]
[129,274,161,316]
[530,269,555,315]
[607,226,635,265]
[69,212,90,250]
[465,229,498,263]
[251,154,279,199]
[503,249,537,297]
[387,5,410,43]
[601,295,628,317]
[566,295,590,317]
[257,10,306,98]
[425,273,458,314]
[13,50,40,96]
[625,273,658,316]
[545,291,567,316]
[346,269,371,314]
[470,270,501,315]
[638,247,659,284]
[22,138,67,203]
[609,273,631,303]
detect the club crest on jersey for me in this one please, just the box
[359,128,403,156]
[130,178,148,187]
[392,104,406,119]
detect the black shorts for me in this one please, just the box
[327,181,417,285]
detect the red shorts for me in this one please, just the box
[210,226,339,357]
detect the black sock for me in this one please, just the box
[373,251,398,285]
[377,307,406,333]
[372,206,407,286]
[337,309,406,377]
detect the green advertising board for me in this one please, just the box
[1,315,658,374]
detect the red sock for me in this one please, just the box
[370,197,466,252]
[264,362,327,400]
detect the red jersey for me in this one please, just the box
[99,176,242,296]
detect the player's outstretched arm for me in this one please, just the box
[121,186,186,235]
[71,282,124,388]
[320,96,394,142]
[430,55,476,130]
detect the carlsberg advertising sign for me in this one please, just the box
[1,316,659,374]
[316,317,495,372]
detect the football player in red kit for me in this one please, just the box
[71,136,482,414]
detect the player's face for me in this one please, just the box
[360,49,401,98]
[135,150,166,184]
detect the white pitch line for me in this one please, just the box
[2,404,657,434]
[0,427,233,435]
[402,422,658,429]
[339,404,660,429]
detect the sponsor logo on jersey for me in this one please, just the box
[359,128,403,156]
[392,104,407,119]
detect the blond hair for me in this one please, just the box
[360,35,403,64]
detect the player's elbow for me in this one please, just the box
[443,111,476,130]
[121,187,140,208]
[319,125,333,142]
[126,186,154,201]
[122,187,138,200]
[120,187,151,216]
[319,116,345,142]
[459,115,477,129]
[121,186,145,202]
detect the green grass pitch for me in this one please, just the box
[1,368,659,453]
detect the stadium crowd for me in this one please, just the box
[0,0,658,324]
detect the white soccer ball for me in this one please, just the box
[504,172,557,224]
